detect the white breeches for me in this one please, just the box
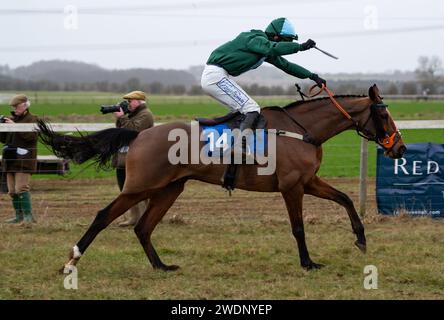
[201,64,260,114]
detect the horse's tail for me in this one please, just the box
[37,119,139,169]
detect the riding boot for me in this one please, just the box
[5,194,23,224]
[19,192,35,223]
[233,111,260,162]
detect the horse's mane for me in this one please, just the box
[263,94,368,111]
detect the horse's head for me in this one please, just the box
[361,84,406,159]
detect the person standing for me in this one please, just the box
[1,94,38,224]
[112,90,154,227]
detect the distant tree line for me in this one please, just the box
[0,75,433,96]
[0,75,192,95]
[1,56,442,96]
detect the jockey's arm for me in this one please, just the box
[266,55,313,79]
[246,36,303,56]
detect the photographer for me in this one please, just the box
[112,90,154,227]
[0,94,38,224]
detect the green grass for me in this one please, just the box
[386,100,444,120]
[1,179,443,299]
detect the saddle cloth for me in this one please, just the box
[196,112,267,158]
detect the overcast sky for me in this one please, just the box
[1,0,443,74]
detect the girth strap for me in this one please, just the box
[276,130,303,140]
[274,130,318,146]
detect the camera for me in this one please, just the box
[100,100,130,115]
[0,115,7,123]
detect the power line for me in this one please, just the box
[0,8,442,22]
[0,40,219,52]
[1,7,443,21]
[0,24,443,53]
[310,24,444,39]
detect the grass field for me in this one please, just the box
[1,92,443,300]
[1,178,444,299]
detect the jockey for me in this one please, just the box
[201,17,326,150]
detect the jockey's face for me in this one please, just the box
[280,36,294,42]
[271,35,294,43]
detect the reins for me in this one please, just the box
[308,83,365,139]
[308,84,353,121]
[276,84,400,151]
[308,84,400,151]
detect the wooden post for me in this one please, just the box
[359,138,368,217]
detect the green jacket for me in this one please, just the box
[0,110,38,173]
[207,29,313,78]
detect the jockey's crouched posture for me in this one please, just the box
[201,17,327,155]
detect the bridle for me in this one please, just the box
[308,84,402,152]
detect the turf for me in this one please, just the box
[1,178,443,299]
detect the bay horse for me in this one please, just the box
[38,84,406,272]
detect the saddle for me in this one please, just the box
[196,111,267,131]
[196,112,242,127]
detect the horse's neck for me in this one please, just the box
[287,97,370,145]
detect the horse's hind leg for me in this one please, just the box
[305,176,366,253]
[63,192,147,271]
[282,184,324,270]
[134,180,185,271]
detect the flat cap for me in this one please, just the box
[9,94,28,106]
[123,91,146,101]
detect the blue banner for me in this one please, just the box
[376,143,444,217]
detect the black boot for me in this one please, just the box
[233,111,260,161]
[240,111,260,131]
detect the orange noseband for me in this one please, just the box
[379,132,398,149]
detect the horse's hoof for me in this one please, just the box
[302,261,325,270]
[164,264,180,272]
[155,264,180,272]
[354,240,367,254]
[58,265,71,275]
[59,263,77,275]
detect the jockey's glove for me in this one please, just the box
[309,73,327,88]
[300,39,316,51]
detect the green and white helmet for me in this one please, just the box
[265,17,298,40]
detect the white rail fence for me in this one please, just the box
[2,120,444,216]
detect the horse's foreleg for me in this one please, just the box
[62,192,147,272]
[134,180,185,271]
[305,176,366,253]
[282,185,324,270]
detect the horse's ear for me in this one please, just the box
[368,84,381,102]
